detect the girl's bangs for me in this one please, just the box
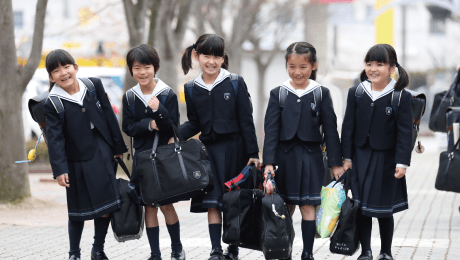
[198,36,225,57]
[364,45,389,64]
[46,50,75,73]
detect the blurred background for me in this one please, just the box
[12,0,460,155]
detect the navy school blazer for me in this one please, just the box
[341,84,413,166]
[179,75,259,158]
[44,77,128,178]
[122,87,179,153]
[263,85,342,167]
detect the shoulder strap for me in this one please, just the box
[355,84,365,103]
[230,73,239,97]
[185,79,195,100]
[279,87,288,108]
[79,77,97,99]
[391,89,402,117]
[313,86,322,113]
[158,88,169,105]
[126,90,135,114]
[49,96,65,124]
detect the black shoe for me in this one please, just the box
[69,256,80,260]
[91,251,109,260]
[208,249,223,260]
[223,249,238,260]
[378,253,393,260]
[301,252,314,260]
[147,256,162,260]
[357,250,373,260]
[171,249,186,260]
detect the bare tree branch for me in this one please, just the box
[17,0,48,90]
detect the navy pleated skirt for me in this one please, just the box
[275,141,324,206]
[66,129,121,221]
[190,134,249,213]
[349,142,408,218]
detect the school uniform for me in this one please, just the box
[44,77,127,221]
[341,78,413,218]
[179,68,259,212]
[263,79,342,206]
[122,79,180,206]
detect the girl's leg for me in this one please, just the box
[378,216,394,256]
[288,204,296,217]
[160,204,183,253]
[299,205,316,256]
[92,214,110,255]
[356,212,373,255]
[68,220,85,258]
[145,207,161,259]
[208,208,223,251]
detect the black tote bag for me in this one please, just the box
[429,75,460,132]
[111,158,145,242]
[135,126,213,206]
[435,139,460,193]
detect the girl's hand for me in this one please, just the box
[331,165,345,180]
[264,164,275,178]
[114,154,123,160]
[57,174,70,188]
[343,160,352,172]
[168,137,175,144]
[395,167,406,179]
[150,120,159,131]
[247,158,260,170]
[148,96,160,111]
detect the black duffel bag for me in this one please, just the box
[135,126,213,206]
[435,139,460,193]
[261,173,295,260]
[429,74,460,132]
[111,158,145,242]
[405,89,427,151]
[222,165,264,251]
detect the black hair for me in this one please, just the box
[285,42,318,80]
[45,49,76,91]
[181,34,229,75]
[360,44,409,90]
[126,44,160,76]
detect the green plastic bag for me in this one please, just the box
[315,181,346,238]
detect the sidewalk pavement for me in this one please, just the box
[1,136,459,260]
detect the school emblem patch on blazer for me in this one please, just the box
[193,171,201,179]
[386,107,393,115]
[224,93,231,101]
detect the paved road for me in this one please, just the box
[1,136,459,259]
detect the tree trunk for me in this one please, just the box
[0,0,48,202]
[255,61,269,148]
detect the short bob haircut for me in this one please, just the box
[45,49,77,90]
[126,44,160,76]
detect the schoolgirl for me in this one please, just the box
[263,42,344,260]
[179,34,259,260]
[43,49,128,260]
[341,44,412,260]
[122,44,185,260]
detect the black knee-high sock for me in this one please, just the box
[208,224,222,250]
[357,212,372,252]
[302,220,316,254]
[146,227,161,258]
[92,216,110,253]
[166,221,183,252]
[68,220,84,257]
[378,217,394,256]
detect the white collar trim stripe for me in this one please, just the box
[194,68,231,91]
[131,78,171,107]
[281,79,322,97]
[49,78,87,106]
[361,78,397,101]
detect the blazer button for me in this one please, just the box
[82,108,86,112]
[297,99,301,103]
[145,109,148,113]
[159,114,162,117]
[209,92,211,95]
[370,103,374,106]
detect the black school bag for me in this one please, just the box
[111,158,145,242]
[429,74,460,132]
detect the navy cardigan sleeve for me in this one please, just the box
[320,87,342,167]
[262,87,281,165]
[179,84,201,140]
[341,86,357,160]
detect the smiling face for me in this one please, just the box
[287,54,317,89]
[49,63,79,90]
[365,61,396,87]
[195,53,224,78]
[132,61,156,88]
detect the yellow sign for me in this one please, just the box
[375,0,394,46]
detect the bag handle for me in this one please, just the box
[264,172,278,195]
[115,157,131,179]
[150,124,183,159]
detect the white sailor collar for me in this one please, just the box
[131,78,171,107]
[48,78,87,106]
[361,78,396,101]
[194,68,231,91]
[280,79,322,98]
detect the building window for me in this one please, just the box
[427,5,450,35]
[14,11,23,29]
